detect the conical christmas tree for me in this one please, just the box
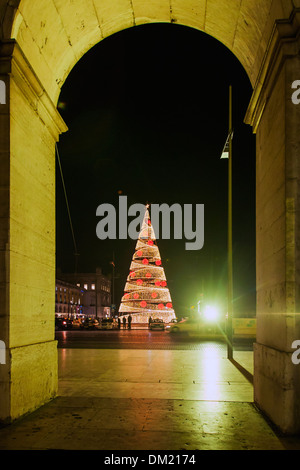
[119,205,176,324]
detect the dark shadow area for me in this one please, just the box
[230,357,253,384]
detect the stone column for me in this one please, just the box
[0,40,67,423]
[245,9,300,434]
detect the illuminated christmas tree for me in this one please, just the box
[119,205,176,323]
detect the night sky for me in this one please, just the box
[56,23,256,317]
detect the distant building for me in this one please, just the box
[55,279,84,317]
[57,267,111,318]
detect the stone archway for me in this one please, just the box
[0,0,300,434]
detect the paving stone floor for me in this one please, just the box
[0,346,300,451]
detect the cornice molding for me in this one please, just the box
[0,39,68,140]
[245,8,300,133]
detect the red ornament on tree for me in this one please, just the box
[140,300,147,308]
[151,292,158,298]
[155,259,161,266]
[158,303,164,309]
[133,293,139,299]
[166,302,172,308]
[142,258,149,265]
[136,250,142,257]
[137,279,143,285]
[147,239,153,246]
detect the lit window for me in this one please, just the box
[84,284,88,290]
[76,283,80,287]
[91,284,95,290]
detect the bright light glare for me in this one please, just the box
[203,305,219,322]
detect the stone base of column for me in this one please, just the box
[254,342,300,435]
[0,340,57,424]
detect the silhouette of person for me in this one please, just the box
[122,316,126,329]
[128,314,132,330]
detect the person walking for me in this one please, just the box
[128,314,132,330]
[122,316,126,329]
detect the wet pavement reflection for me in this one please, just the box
[55,329,254,352]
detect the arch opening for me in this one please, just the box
[56,23,256,332]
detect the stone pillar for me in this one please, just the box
[0,40,67,423]
[245,9,300,434]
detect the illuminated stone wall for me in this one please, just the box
[0,40,67,422]
[245,11,300,433]
[6,0,292,103]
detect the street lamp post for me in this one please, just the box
[221,85,234,359]
[227,85,233,359]
[111,252,115,317]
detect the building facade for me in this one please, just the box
[57,268,111,319]
[55,279,84,317]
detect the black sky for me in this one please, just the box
[56,23,256,317]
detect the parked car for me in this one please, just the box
[80,318,100,330]
[55,317,72,330]
[72,318,83,329]
[168,315,222,336]
[89,319,100,329]
[149,319,165,331]
[168,318,197,335]
[99,318,117,330]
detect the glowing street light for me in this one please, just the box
[203,305,219,322]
